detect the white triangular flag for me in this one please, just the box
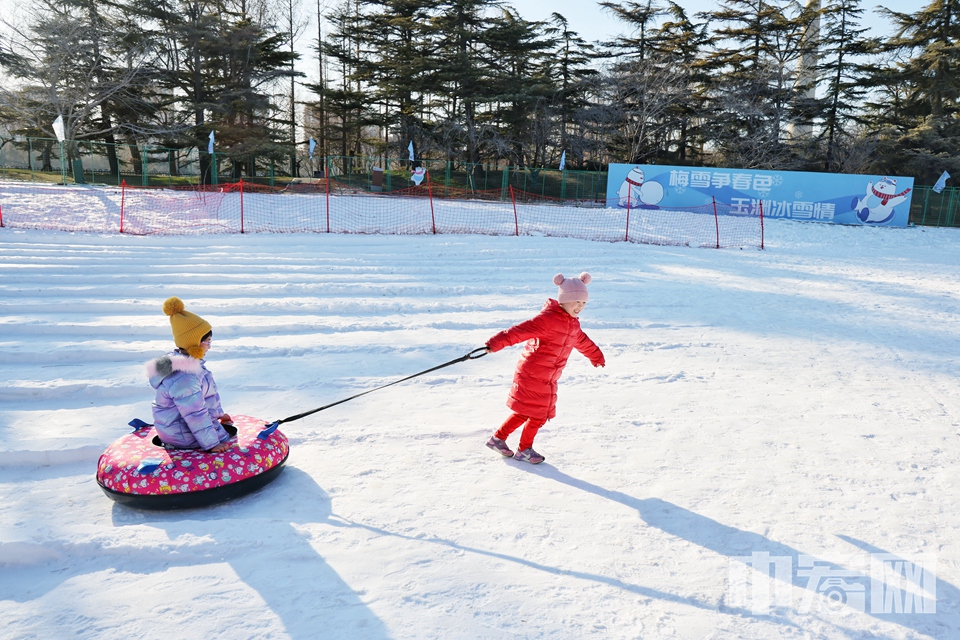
[933,170,950,193]
[208,130,215,154]
[559,150,566,171]
[52,115,65,143]
[408,141,415,161]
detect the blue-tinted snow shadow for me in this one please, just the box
[326,514,790,627]
[596,245,960,370]
[528,464,960,638]
[0,467,388,640]
[106,466,390,640]
[103,466,389,639]
[322,481,809,631]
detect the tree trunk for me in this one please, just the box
[129,143,142,175]
[42,142,53,172]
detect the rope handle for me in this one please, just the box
[259,347,489,437]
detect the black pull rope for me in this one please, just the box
[259,347,488,437]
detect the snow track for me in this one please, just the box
[1,224,959,639]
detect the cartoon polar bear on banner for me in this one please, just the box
[411,166,426,186]
[851,177,911,224]
[618,167,664,207]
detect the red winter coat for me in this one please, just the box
[486,299,605,421]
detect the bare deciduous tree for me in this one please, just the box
[0,1,156,145]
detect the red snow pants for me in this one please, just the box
[495,413,546,452]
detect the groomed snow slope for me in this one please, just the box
[0,221,958,639]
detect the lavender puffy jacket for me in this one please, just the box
[146,351,229,450]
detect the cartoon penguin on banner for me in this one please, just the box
[851,177,912,224]
[618,167,664,207]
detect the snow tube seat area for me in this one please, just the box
[97,415,289,510]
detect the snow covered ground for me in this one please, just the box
[1,220,958,639]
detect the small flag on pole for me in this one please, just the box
[559,150,566,171]
[208,130,215,154]
[408,141,415,162]
[309,137,316,159]
[52,115,65,143]
[933,170,951,193]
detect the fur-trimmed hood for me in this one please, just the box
[146,352,205,388]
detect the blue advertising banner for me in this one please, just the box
[605,164,915,227]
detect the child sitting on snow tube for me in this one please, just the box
[146,297,234,454]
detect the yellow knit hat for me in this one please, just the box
[163,297,212,359]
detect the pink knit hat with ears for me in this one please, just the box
[554,272,591,303]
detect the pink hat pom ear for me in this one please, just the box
[553,274,565,286]
[579,272,592,285]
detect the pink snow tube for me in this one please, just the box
[96,414,289,510]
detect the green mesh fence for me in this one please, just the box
[322,156,607,203]
[0,137,302,187]
[4,138,959,222]
[909,185,960,227]
[0,140,604,204]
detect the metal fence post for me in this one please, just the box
[947,187,958,227]
[119,179,126,233]
[325,157,331,233]
[427,170,436,234]
[59,141,67,184]
[920,187,930,226]
[712,196,720,249]
[939,189,950,226]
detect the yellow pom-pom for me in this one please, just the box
[163,297,185,316]
[187,345,207,359]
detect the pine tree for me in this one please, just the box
[599,0,667,63]
[308,0,370,161]
[594,0,694,164]
[813,0,877,172]
[866,0,960,182]
[484,8,556,168]
[218,11,300,176]
[429,0,500,166]
[280,0,308,177]
[702,0,809,169]
[350,0,437,161]
[651,1,712,164]
[544,13,597,169]
[135,0,299,180]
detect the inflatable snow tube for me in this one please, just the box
[96,415,289,510]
